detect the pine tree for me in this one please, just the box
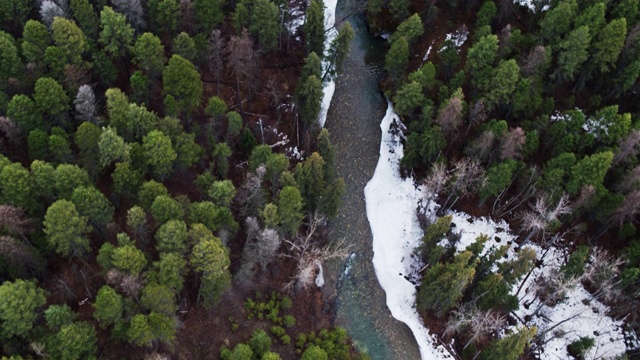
[304,0,326,57]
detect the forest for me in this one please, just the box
[369,0,640,358]
[0,0,365,359]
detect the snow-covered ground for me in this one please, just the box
[513,0,549,12]
[317,0,339,128]
[365,103,633,359]
[365,102,454,359]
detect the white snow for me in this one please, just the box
[439,26,469,54]
[317,0,339,128]
[513,0,549,12]
[365,102,453,360]
[315,263,325,287]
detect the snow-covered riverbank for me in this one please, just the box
[365,102,453,359]
[364,103,633,360]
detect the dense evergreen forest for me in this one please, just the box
[370,0,640,358]
[0,0,365,359]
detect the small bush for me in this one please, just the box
[283,315,296,327]
[568,337,595,359]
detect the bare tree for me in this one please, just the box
[609,189,640,228]
[439,158,485,213]
[40,0,68,28]
[208,29,225,95]
[0,205,34,241]
[237,217,282,283]
[519,194,571,243]
[423,162,450,211]
[500,127,526,160]
[466,100,487,134]
[112,0,146,31]
[180,0,194,32]
[613,129,640,165]
[445,304,506,349]
[236,165,266,219]
[227,29,256,110]
[435,94,464,136]
[521,45,547,78]
[0,236,45,277]
[282,212,350,291]
[465,130,495,162]
[583,248,624,304]
[106,268,143,297]
[75,85,98,124]
[64,65,91,96]
[616,164,640,194]
[0,117,21,148]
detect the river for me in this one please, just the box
[321,4,423,359]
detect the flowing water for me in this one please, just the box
[323,5,422,360]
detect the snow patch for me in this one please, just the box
[315,263,325,287]
[317,0,339,128]
[365,102,453,359]
[513,0,549,12]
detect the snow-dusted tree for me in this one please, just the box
[41,0,69,28]
[445,304,506,349]
[74,85,98,123]
[500,127,526,160]
[208,29,225,95]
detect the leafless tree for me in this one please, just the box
[624,24,640,61]
[423,162,450,211]
[145,352,171,360]
[613,129,640,165]
[75,85,98,124]
[521,45,548,78]
[180,0,194,32]
[112,0,146,31]
[467,100,487,134]
[498,24,512,54]
[0,117,21,148]
[236,165,266,219]
[465,130,496,163]
[0,236,45,277]
[445,304,506,349]
[40,0,68,28]
[0,205,34,241]
[519,194,571,243]
[208,29,225,95]
[227,29,256,110]
[435,94,464,136]
[500,127,526,160]
[616,164,640,194]
[282,212,350,292]
[530,267,581,316]
[64,64,91,97]
[237,217,282,283]
[439,158,485,213]
[583,248,624,304]
[572,184,596,211]
[106,268,143,297]
[608,189,640,228]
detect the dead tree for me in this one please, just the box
[282,212,350,292]
[445,304,506,350]
[74,85,98,124]
[227,29,256,112]
[521,45,548,78]
[466,100,487,134]
[236,165,266,219]
[0,205,34,242]
[614,130,640,165]
[208,29,225,95]
[500,127,526,160]
[439,158,485,213]
[519,194,571,243]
